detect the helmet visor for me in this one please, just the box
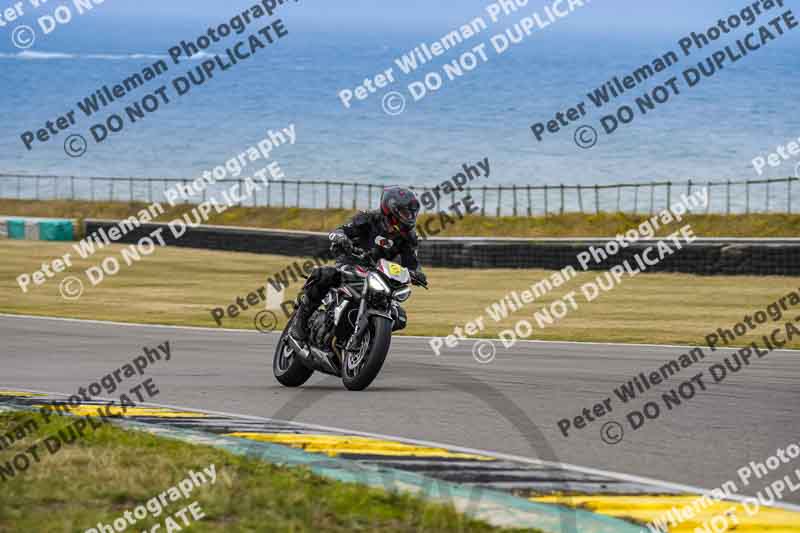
[396,207,414,222]
[395,204,419,227]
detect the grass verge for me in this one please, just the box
[1,240,798,348]
[1,199,798,237]
[0,410,534,532]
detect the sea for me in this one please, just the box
[1,3,799,211]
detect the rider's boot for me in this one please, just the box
[290,294,316,341]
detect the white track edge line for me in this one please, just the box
[3,313,798,353]
[0,313,252,333]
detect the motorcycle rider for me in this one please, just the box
[290,186,427,341]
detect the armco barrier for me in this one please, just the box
[436,238,800,276]
[84,219,800,276]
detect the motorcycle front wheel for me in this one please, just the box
[341,316,392,391]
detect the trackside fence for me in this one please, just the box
[0,174,796,217]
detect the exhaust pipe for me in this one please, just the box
[287,335,311,360]
[287,335,340,376]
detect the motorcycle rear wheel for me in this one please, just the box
[273,317,314,387]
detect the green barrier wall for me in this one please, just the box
[38,220,73,241]
[0,218,75,241]
[6,219,25,239]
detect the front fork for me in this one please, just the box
[345,283,393,352]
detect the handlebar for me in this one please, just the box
[410,271,429,290]
[350,247,373,263]
[412,279,429,290]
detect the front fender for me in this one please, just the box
[348,308,393,351]
[366,309,393,322]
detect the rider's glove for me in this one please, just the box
[411,270,427,286]
[329,233,353,255]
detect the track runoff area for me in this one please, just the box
[3,387,799,533]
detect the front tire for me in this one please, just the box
[342,317,392,391]
[273,317,314,387]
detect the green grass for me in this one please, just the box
[0,410,535,532]
[1,199,799,237]
[1,240,798,348]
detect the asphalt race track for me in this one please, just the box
[2,313,798,506]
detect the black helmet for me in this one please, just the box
[380,186,420,232]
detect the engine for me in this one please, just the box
[309,304,336,349]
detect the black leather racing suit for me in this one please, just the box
[296,210,422,332]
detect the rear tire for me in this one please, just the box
[273,317,314,387]
[342,317,392,391]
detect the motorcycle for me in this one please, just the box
[273,246,428,391]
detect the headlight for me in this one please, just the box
[393,287,411,302]
[367,273,391,294]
